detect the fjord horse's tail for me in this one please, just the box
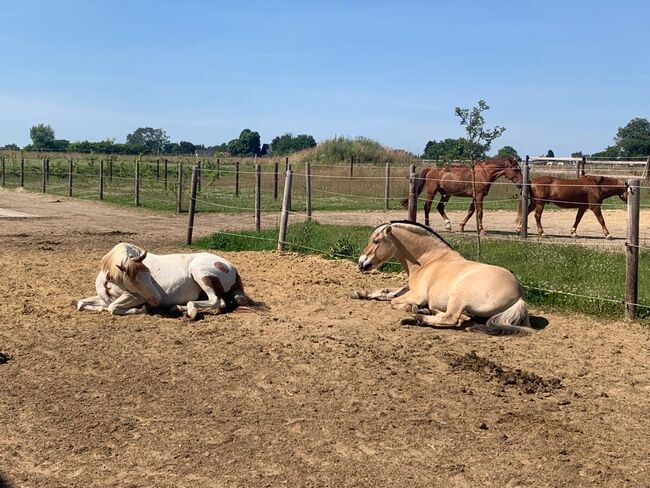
[468,298,533,336]
[400,168,431,208]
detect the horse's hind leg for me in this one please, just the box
[534,201,546,237]
[423,189,435,227]
[437,194,452,231]
[516,199,536,232]
[570,206,588,237]
[349,287,408,301]
[459,200,476,233]
[590,205,612,239]
[413,297,468,327]
[185,276,228,319]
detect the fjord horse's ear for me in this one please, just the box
[384,225,393,235]
[116,264,126,272]
[133,251,147,262]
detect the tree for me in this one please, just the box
[271,133,317,155]
[571,151,583,158]
[227,129,261,156]
[1,143,20,150]
[30,124,56,149]
[178,141,196,154]
[454,100,505,258]
[422,138,466,160]
[126,127,170,154]
[546,149,555,158]
[614,118,650,157]
[495,145,519,160]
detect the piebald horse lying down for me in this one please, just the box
[77,243,256,319]
[351,221,530,329]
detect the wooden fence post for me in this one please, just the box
[305,161,312,221]
[20,157,24,187]
[108,158,113,184]
[68,157,73,197]
[1,156,5,187]
[99,159,104,200]
[278,169,293,251]
[255,162,261,231]
[285,157,289,173]
[274,160,279,200]
[408,168,417,223]
[235,161,240,197]
[186,165,199,245]
[197,160,202,193]
[520,156,530,238]
[626,179,640,319]
[216,158,220,179]
[349,156,354,178]
[287,164,292,212]
[575,156,581,178]
[384,162,390,210]
[156,157,160,180]
[41,158,47,193]
[581,155,586,176]
[45,158,50,182]
[644,156,650,181]
[163,159,168,190]
[176,163,183,213]
[135,158,141,206]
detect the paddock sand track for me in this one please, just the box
[1,189,650,487]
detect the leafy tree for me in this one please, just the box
[571,151,583,158]
[126,127,170,154]
[495,145,519,160]
[178,141,196,154]
[614,118,650,157]
[546,149,555,158]
[30,123,56,149]
[422,138,466,160]
[227,129,261,156]
[1,143,20,150]
[271,133,317,155]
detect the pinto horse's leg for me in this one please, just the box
[106,292,147,315]
[570,206,588,238]
[534,201,546,237]
[77,295,108,312]
[349,287,408,301]
[589,204,612,239]
[436,194,452,231]
[185,276,229,319]
[459,200,476,233]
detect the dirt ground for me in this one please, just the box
[1,189,650,487]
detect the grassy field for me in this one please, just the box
[193,221,650,320]
[4,152,642,214]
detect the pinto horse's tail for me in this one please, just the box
[227,273,268,313]
[400,168,430,209]
[468,298,533,336]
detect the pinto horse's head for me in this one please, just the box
[358,224,396,272]
[115,251,161,307]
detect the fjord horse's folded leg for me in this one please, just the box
[412,296,468,326]
[77,295,108,312]
[570,206,588,237]
[349,287,408,301]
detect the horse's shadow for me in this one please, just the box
[401,314,549,336]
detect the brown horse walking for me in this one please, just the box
[401,158,522,234]
[515,175,629,239]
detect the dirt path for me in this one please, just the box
[1,188,649,487]
[2,187,648,251]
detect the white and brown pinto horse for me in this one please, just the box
[351,221,529,329]
[77,243,255,319]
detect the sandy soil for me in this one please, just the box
[1,189,650,487]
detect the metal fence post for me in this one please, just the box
[274,160,279,200]
[99,159,104,200]
[408,163,417,222]
[235,161,240,197]
[384,162,390,210]
[20,157,24,187]
[626,179,640,319]
[305,161,312,221]
[278,169,293,251]
[255,162,261,231]
[176,163,183,213]
[68,157,73,197]
[41,158,47,193]
[135,157,141,206]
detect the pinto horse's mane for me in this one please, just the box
[374,220,454,249]
[100,242,145,282]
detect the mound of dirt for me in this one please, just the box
[447,350,562,394]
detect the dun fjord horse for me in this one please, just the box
[77,243,256,319]
[401,158,522,234]
[515,175,629,239]
[350,221,529,328]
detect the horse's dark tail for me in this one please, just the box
[228,273,268,313]
[400,168,430,209]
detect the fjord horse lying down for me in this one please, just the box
[77,243,257,319]
[350,221,529,329]
[515,175,628,239]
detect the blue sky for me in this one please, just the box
[1,0,648,156]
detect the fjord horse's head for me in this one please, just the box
[114,251,161,307]
[358,224,396,272]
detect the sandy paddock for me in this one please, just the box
[1,189,649,487]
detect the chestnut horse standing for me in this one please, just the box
[515,175,629,239]
[401,158,522,234]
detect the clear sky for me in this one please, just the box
[1,0,648,156]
